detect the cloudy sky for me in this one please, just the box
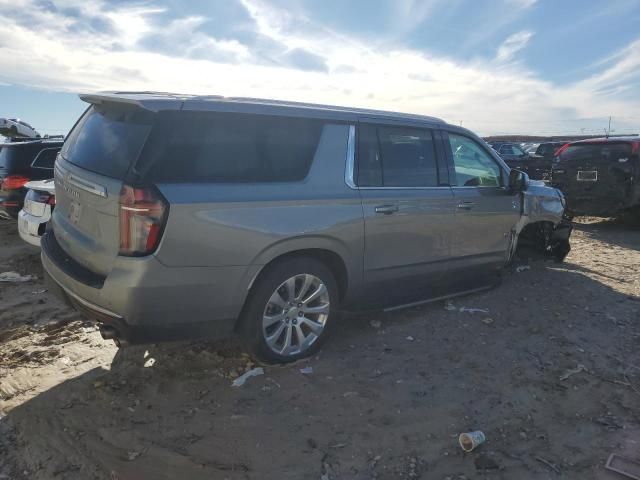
[1,0,639,137]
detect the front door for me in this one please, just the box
[356,123,456,308]
[442,131,521,291]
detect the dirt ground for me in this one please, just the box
[0,218,639,480]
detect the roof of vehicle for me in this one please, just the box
[0,138,63,147]
[79,91,447,125]
[568,136,640,144]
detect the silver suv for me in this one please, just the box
[42,92,572,363]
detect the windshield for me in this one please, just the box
[61,105,154,179]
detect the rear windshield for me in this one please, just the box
[61,105,154,179]
[559,143,632,162]
[0,144,37,170]
[137,111,325,183]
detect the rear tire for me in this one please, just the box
[240,257,339,364]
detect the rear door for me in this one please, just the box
[52,104,154,276]
[357,122,456,308]
[443,131,521,290]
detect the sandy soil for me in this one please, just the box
[0,218,639,480]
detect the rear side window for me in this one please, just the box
[140,112,325,183]
[357,124,440,187]
[61,105,154,179]
[31,148,59,169]
[559,143,632,162]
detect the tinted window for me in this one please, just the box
[357,125,383,186]
[32,148,59,169]
[447,133,502,187]
[559,143,632,162]
[140,112,324,183]
[356,125,439,187]
[0,144,39,170]
[500,145,515,155]
[62,105,154,179]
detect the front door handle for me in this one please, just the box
[457,201,475,210]
[375,204,399,214]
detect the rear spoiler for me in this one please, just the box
[79,92,189,112]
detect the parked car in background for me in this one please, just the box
[524,143,540,154]
[0,138,62,219]
[18,179,55,246]
[551,137,640,217]
[42,92,571,364]
[0,118,40,138]
[533,142,567,158]
[489,141,550,180]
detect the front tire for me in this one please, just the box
[240,257,338,364]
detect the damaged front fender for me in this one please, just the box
[508,181,572,263]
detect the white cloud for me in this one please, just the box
[0,0,638,136]
[495,30,534,62]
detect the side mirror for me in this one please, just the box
[508,169,528,192]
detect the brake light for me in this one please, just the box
[1,175,29,190]
[632,142,639,155]
[118,184,168,256]
[47,195,56,206]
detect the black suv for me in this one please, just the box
[0,138,63,219]
[551,137,640,217]
[489,141,567,180]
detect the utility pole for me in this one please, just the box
[607,116,611,138]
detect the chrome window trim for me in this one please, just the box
[345,124,357,189]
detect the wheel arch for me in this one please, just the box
[233,246,352,332]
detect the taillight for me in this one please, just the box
[46,195,56,206]
[1,175,29,190]
[119,184,168,256]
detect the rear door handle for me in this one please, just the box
[375,204,399,214]
[457,201,475,210]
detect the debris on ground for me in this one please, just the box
[127,451,142,461]
[559,364,586,381]
[369,319,382,329]
[0,271,34,283]
[300,366,313,375]
[459,307,489,314]
[406,336,415,341]
[605,453,640,480]
[458,431,486,452]
[444,300,489,314]
[515,265,531,273]
[231,367,264,387]
[534,455,561,474]
[481,317,494,325]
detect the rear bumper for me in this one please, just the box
[41,230,258,344]
[18,208,50,247]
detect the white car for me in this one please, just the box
[0,118,40,138]
[18,179,55,247]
